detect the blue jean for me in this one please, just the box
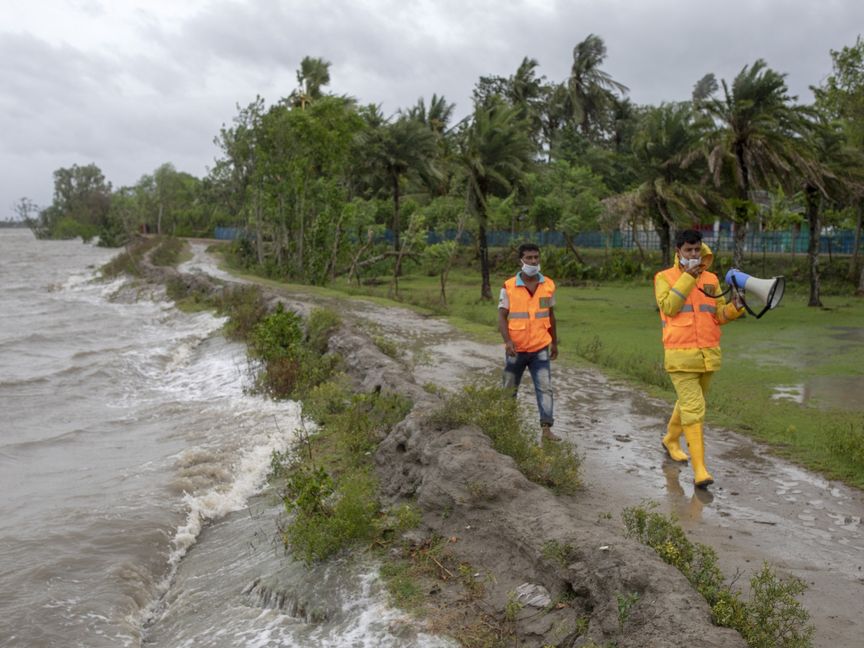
[503,346,554,426]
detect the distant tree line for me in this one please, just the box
[23,36,864,300]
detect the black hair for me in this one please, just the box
[517,243,540,258]
[675,229,703,248]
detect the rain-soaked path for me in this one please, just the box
[183,243,864,648]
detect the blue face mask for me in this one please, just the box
[521,263,540,277]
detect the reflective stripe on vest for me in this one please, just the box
[503,275,556,353]
[659,268,721,349]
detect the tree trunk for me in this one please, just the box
[479,213,491,300]
[806,184,822,307]
[850,201,863,282]
[734,146,750,269]
[255,187,264,266]
[392,173,401,253]
[655,218,671,268]
[157,203,163,236]
[562,231,585,264]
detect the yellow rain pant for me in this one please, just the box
[668,371,714,426]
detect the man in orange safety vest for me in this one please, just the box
[654,229,744,488]
[498,243,559,442]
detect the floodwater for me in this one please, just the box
[0,232,453,648]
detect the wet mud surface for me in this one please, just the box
[184,244,864,647]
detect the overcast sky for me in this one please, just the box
[2,0,862,220]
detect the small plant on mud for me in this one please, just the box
[372,334,399,358]
[504,590,523,622]
[622,503,814,647]
[427,383,581,494]
[542,539,578,567]
[616,591,640,630]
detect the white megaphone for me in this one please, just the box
[724,268,785,319]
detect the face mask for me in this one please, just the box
[521,263,540,277]
[681,257,701,270]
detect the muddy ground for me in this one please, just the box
[174,243,863,647]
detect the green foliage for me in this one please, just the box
[249,304,304,362]
[100,236,161,277]
[616,591,640,630]
[282,467,379,564]
[372,334,399,358]
[306,307,342,355]
[149,237,186,267]
[218,285,268,341]
[622,504,814,647]
[274,378,413,564]
[575,335,668,388]
[541,539,578,567]
[427,383,581,494]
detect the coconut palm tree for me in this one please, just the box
[694,60,813,267]
[361,115,437,255]
[457,99,534,299]
[630,102,714,266]
[567,34,629,139]
[291,56,331,109]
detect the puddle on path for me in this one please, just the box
[772,376,864,410]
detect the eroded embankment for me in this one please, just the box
[137,247,746,648]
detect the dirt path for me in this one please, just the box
[184,243,864,647]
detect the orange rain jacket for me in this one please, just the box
[654,243,744,373]
[503,273,556,353]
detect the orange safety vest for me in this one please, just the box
[503,274,556,353]
[658,267,721,349]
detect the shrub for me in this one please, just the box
[218,285,268,341]
[306,308,342,355]
[622,504,813,647]
[149,237,186,266]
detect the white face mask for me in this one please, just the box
[681,257,701,270]
[521,263,540,277]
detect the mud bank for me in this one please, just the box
[138,246,756,648]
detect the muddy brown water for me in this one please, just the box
[185,244,864,648]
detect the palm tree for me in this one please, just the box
[630,102,713,266]
[695,60,813,268]
[362,116,437,256]
[292,56,331,109]
[567,34,629,139]
[457,100,534,299]
[404,95,457,196]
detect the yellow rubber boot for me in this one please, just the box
[661,404,689,462]
[682,422,714,488]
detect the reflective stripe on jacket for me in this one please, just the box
[503,274,556,353]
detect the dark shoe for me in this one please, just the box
[541,423,560,442]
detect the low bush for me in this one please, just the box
[622,503,813,647]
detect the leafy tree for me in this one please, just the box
[694,60,813,267]
[629,102,713,265]
[527,161,607,262]
[35,163,112,240]
[813,35,864,290]
[360,114,437,257]
[457,99,534,299]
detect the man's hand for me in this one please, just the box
[686,265,703,278]
[505,339,517,356]
[550,341,558,361]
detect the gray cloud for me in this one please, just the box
[2,0,862,219]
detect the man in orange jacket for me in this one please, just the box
[498,243,559,442]
[654,229,744,487]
